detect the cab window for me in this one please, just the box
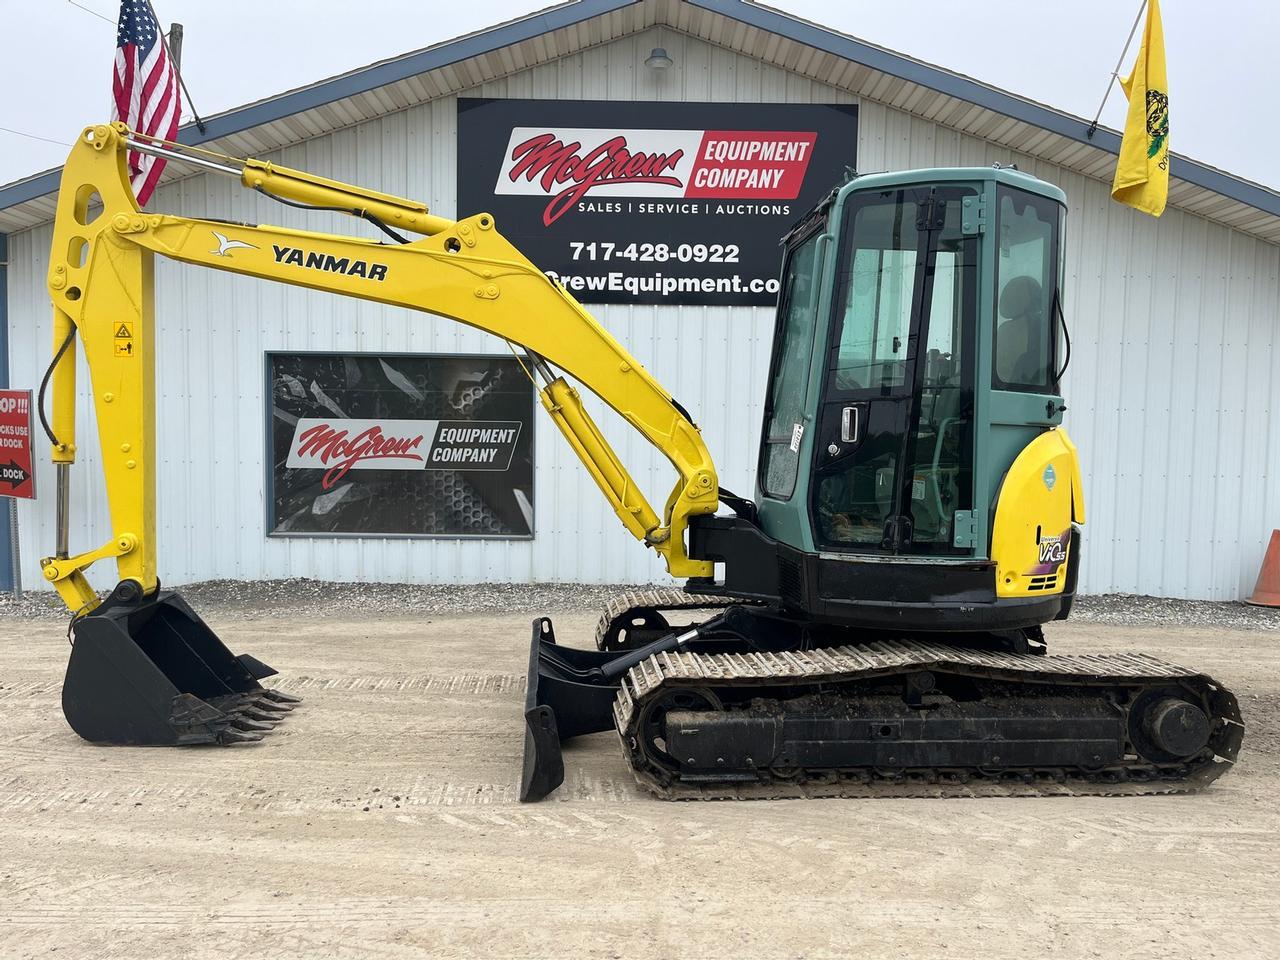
[760,229,822,499]
[994,187,1061,392]
[836,242,917,392]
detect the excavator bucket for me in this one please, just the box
[62,589,299,746]
[520,617,623,802]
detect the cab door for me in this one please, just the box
[811,184,979,556]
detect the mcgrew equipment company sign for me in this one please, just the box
[268,353,534,538]
[457,98,858,306]
[287,419,522,489]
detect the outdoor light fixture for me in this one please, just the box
[645,46,673,69]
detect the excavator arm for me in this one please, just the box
[43,123,718,613]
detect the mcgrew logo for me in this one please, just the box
[506,132,685,226]
[497,127,817,226]
[293,422,424,488]
[272,245,389,281]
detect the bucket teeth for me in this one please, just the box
[199,689,303,742]
[229,715,275,733]
[165,682,306,745]
[263,689,303,705]
[219,727,266,744]
[233,704,283,723]
[248,695,294,714]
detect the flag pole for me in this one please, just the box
[1086,0,1147,140]
[143,0,207,134]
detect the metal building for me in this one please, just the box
[1,0,1277,599]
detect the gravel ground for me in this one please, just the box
[0,580,645,622]
[1072,593,1280,629]
[1,608,1277,958]
[0,578,1276,629]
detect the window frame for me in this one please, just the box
[757,219,827,501]
[991,185,1065,395]
[810,184,980,555]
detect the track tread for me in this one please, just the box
[591,588,738,650]
[613,638,1243,801]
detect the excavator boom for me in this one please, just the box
[45,123,717,617]
[44,122,718,750]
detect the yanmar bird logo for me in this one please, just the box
[211,231,256,257]
[497,126,818,225]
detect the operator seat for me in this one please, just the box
[995,275,1045,386]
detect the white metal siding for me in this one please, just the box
[6,28,1279,598]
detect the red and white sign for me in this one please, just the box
[0,389,36,500]
[287,419,428,490]
[496,127,817,225]
[286,418,522,490]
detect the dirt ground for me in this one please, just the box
[1,603,1277,959]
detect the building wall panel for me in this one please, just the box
[5,28,1278,598]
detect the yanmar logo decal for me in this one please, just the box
[496,127,817,225]
[286,418,521,489]
[272,245,388,281]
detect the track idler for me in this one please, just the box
[62,583,300,746]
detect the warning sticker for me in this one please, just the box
[114,321,135,357]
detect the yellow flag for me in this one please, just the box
[1112,0,1169,215]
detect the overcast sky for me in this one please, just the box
[1,0,1276,190]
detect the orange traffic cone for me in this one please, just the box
[1248,529,1280,607]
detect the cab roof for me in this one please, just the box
[844,167,1067,205]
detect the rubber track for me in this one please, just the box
[592,587,738,649]
[612,639,1244,800]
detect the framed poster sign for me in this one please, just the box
[267,352,534,538]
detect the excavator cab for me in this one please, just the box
[684,166,1082,629]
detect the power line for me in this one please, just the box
[66,0,115,26]
[0,126,73,147]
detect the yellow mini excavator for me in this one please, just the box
[43,124,1242,800]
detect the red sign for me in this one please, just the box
[286,418,428,490]
[285,417,523,491]
[0,390,35,499]
[498,127,817,226]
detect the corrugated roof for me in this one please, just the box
[2,0,1277,242]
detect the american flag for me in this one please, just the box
[111,0,180,206]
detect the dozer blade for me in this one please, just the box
[62,589,300,746]
[520,617,626,802]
